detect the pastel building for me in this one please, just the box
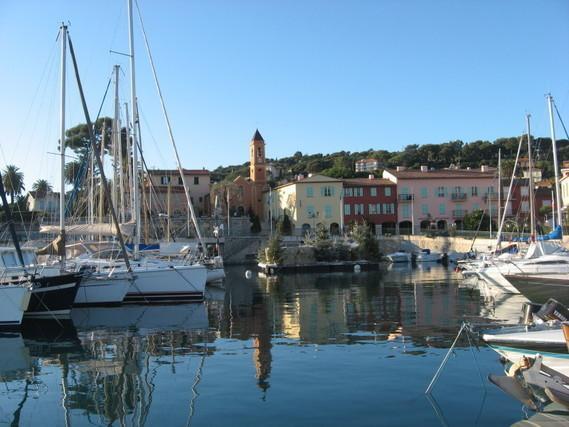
[145,169,211,216]
[342,177,397,234]
[269,175,343,235]
[383,166,496,233]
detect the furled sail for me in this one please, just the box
[39,222,135,237]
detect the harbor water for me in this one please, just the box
[0,265,529,426]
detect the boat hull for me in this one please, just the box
[124,264,207,304]
[25,273,81,318]
[0,285,31,328]
[504,274,569,304]
[74,273,131,306]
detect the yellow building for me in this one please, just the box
[268,174,343,235]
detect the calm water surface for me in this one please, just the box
[0,265,529,426]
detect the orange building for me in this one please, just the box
[224,130,269,219]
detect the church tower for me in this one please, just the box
[250,129,266,183]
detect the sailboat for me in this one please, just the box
[48,1,207,304]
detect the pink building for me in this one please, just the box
[383,166,497,233]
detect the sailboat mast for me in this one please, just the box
[526,114,536,238]
[547,94,563,231]
[128,0,141,258]
[59,23,67,267]
[497,148,501,236]
[114,65,125,223]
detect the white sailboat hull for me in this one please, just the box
[74,273,131,306]
[0,285,31,327]
[124,264,207,303]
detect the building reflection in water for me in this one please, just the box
[0,265,522,425]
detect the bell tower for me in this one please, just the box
[250,129,266,183]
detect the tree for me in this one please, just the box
[277,213,292,235]
[31,179,53,197]
[463,209,492,231]
[3,165,25,204]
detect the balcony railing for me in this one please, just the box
[452,210,467,218]
[398,194,414,202]
[451,192,467,201]
[483,193,499,201]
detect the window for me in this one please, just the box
[344,204,351,215]
[521,186,529,196]
[421,204,428,215]
[306,186,314,198]
[161,176,171,185]
[471,186,478,196]
[420,187,428,198]
[369,204,377,214]
[307,205,316,217]
[384,187,392,197]
[321,186,335,197]
[354,204,364,215]
[344,188,353,197]
[439,203,446,214]
[401,186,409,196]
[354,187,363,197]
[487,186,495,194]
[472,203,480,211]
[383,203,395,214]
[370,187,377,197]
[324,205,332,218]
[178,177,184,185]
[437,186,445,197]
[194,176,199,185]
[454,186,462,194]
[401,205,410,218]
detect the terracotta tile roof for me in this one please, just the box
[385,168,495,179]
[147,169,210,176]
[342,178,394,186]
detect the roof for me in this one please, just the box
[273,174,341,190]
[385,168,495,179]
[342,178,394,186]
[252,129,264,142]
[147,169,210,176]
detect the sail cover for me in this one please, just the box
[39,222,135,237]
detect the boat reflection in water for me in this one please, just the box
[0,265,527,426]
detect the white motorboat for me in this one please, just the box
[386,251,411,263]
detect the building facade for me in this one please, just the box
[341,177,397,234]
[383,166,497,233]
[355,158,380,173]
[269,174,343,236]
[145,169,211,217]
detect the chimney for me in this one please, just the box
[481,165,488,172]
[420,165,428,172]
[368,174,374,180]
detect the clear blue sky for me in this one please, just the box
[1,0,568,190]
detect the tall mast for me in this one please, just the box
[547,94,563,232]
[59,23,67,267]
[124,102,134,221]
[526,114,536,239]
[128,0,141,258]
[114,65,125,223]
[497,148,501,237]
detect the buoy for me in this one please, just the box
[245,270,252,279]
[354,264,361,273]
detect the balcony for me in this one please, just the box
[451,192,467,201]
[483,193,499,201]
[398,194,414,202]
[452,210,467,218]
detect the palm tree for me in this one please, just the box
[3,165,25,204]
[31,179,53,198]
